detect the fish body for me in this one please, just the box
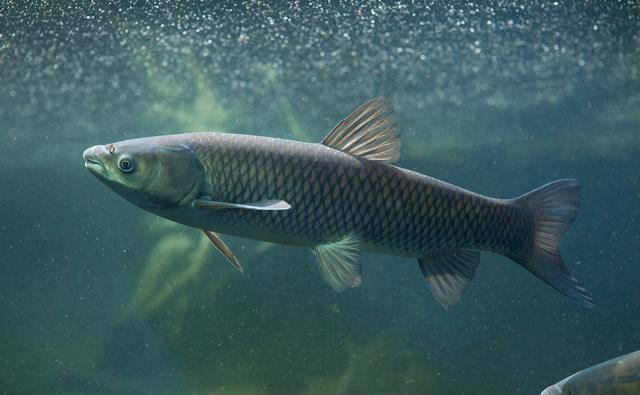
[83,97,593,307]
[148,132,529,258]
[541,350,640,395]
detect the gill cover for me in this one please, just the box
[139,144,203,207]
[84,139,203,209]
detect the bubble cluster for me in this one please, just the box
[0,1,638,143]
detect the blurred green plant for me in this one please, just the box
[128,217,275,319]
[143,61,231,132]
[300,335,437,395]
[130,230,213,315]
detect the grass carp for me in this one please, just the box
[83,98,593,308]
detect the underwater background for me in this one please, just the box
[1,1,639,394]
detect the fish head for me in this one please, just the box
[83,136,203,209]
[540,383,564,395]
[541,373,578,395]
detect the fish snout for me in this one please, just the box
[83,145,107,174]
[540,384,563,395]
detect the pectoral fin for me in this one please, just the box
[312,234,362,291]
[194,198,291,211]
[418,250,480,308]
[202,230,244,273]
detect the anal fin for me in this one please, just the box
[418,250,480,308]
[202,230,244,273]
[312,234,362,291]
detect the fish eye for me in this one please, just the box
[117,154,135,173]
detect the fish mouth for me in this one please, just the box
[83,146,106,175]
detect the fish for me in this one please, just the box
[83,97,594,308]
[541,350,640,395]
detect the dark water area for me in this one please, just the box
[1,2,639,394]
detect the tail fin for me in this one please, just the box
[515,179,595,307]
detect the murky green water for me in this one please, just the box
[1,2,638,394]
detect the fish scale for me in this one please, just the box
[193,132,531,259]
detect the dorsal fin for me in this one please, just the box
[321,97,400,163]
